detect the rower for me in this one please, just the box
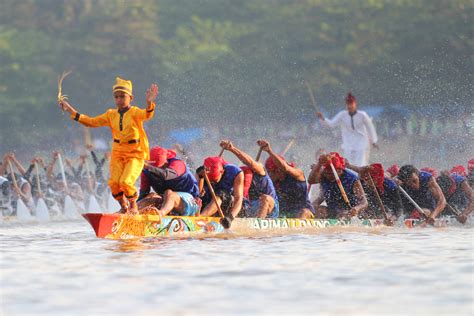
[436,172,474,224]
[219,139,278,219]
[347,162,403,223]
[257,139,314,219]
[138,146,200,217]
[397,165,446,224]
[198,156,244,226]
[309,152,368,219]
[468,159,474,187]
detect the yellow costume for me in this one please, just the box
[70,77,155,202]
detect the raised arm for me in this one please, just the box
[257,139,305,181]
[135,83,158,121]
[46,152,59,180]
[220,140,265,176]
[317,111,343,128]
[9,153,27,175]
[58,99,110,128]
[428,177,446,219]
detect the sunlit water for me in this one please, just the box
[1,219,473,316]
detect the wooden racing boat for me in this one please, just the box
[82,213,459,239]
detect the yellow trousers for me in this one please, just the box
[108,155,144,200]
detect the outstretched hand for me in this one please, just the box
[146,83,159,104]
[257,139,271,153]
[220,140,234,151]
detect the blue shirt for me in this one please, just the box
[321,168,359,211]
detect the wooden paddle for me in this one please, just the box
[198,148,225,198]
[367,173,390,223]
[305,82,318,111]
[328,160,351,208]
[34,162,50,221]
[56,153,69,191]
[7,160,20,195]
[445,203,461,216]
[34,162,43,197]
[203,169,225,218]
[397,185,431,218]
[8,160,33,220]
[281,137,296,156]
[255,147,263,162]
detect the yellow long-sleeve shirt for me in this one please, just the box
[70,103,155,159]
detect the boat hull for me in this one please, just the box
[82,213,394,239]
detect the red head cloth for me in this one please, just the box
[204,156,226,182]
[420,167,438,178]
[369,163,385,193]
[387,164,399,177]
[346,92,356,104]
[324,152,345,170]
[469,159,474,171]
[150,146,169,167]
[450,165,467,177]
[264,156,295,172]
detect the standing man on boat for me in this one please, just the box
[198,156,244,225]
[308,152,368,219]
[58,77,158,214]
[316,93,378,166]
[396,165,446,224]
[138,146,201,217]
[257,139,314,219]
[219,140,279,218]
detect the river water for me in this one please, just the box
[1,219,473,316]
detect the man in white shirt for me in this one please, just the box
[316,92,378,166]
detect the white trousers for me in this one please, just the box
[343,148,369,167]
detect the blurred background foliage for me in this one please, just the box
[0,0,472,151]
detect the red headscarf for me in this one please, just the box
[149,146,176,167]
[324,152,345,170]
[369,163,385,193]
[386,164,399,178]
[264,155,295,172]
[204,156,226,182]
[346,92,356,103]
[450,165,467,177]
[468,159,474,171]
[420,167,438,178]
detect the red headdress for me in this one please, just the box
[450,165,467,177]
[386,164,399,178]
[346,92,356,103]
[369,163,385,193]
[468,159,474,171]
[204,156,226,182]
[324,152,345,170]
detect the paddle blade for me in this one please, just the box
[35,198,50,222]
[16,198,34,221]
[87,195,103,213]
[64,195,80,219]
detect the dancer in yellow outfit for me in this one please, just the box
[58,77,158,214]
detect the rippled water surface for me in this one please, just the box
[1,219,473,316]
